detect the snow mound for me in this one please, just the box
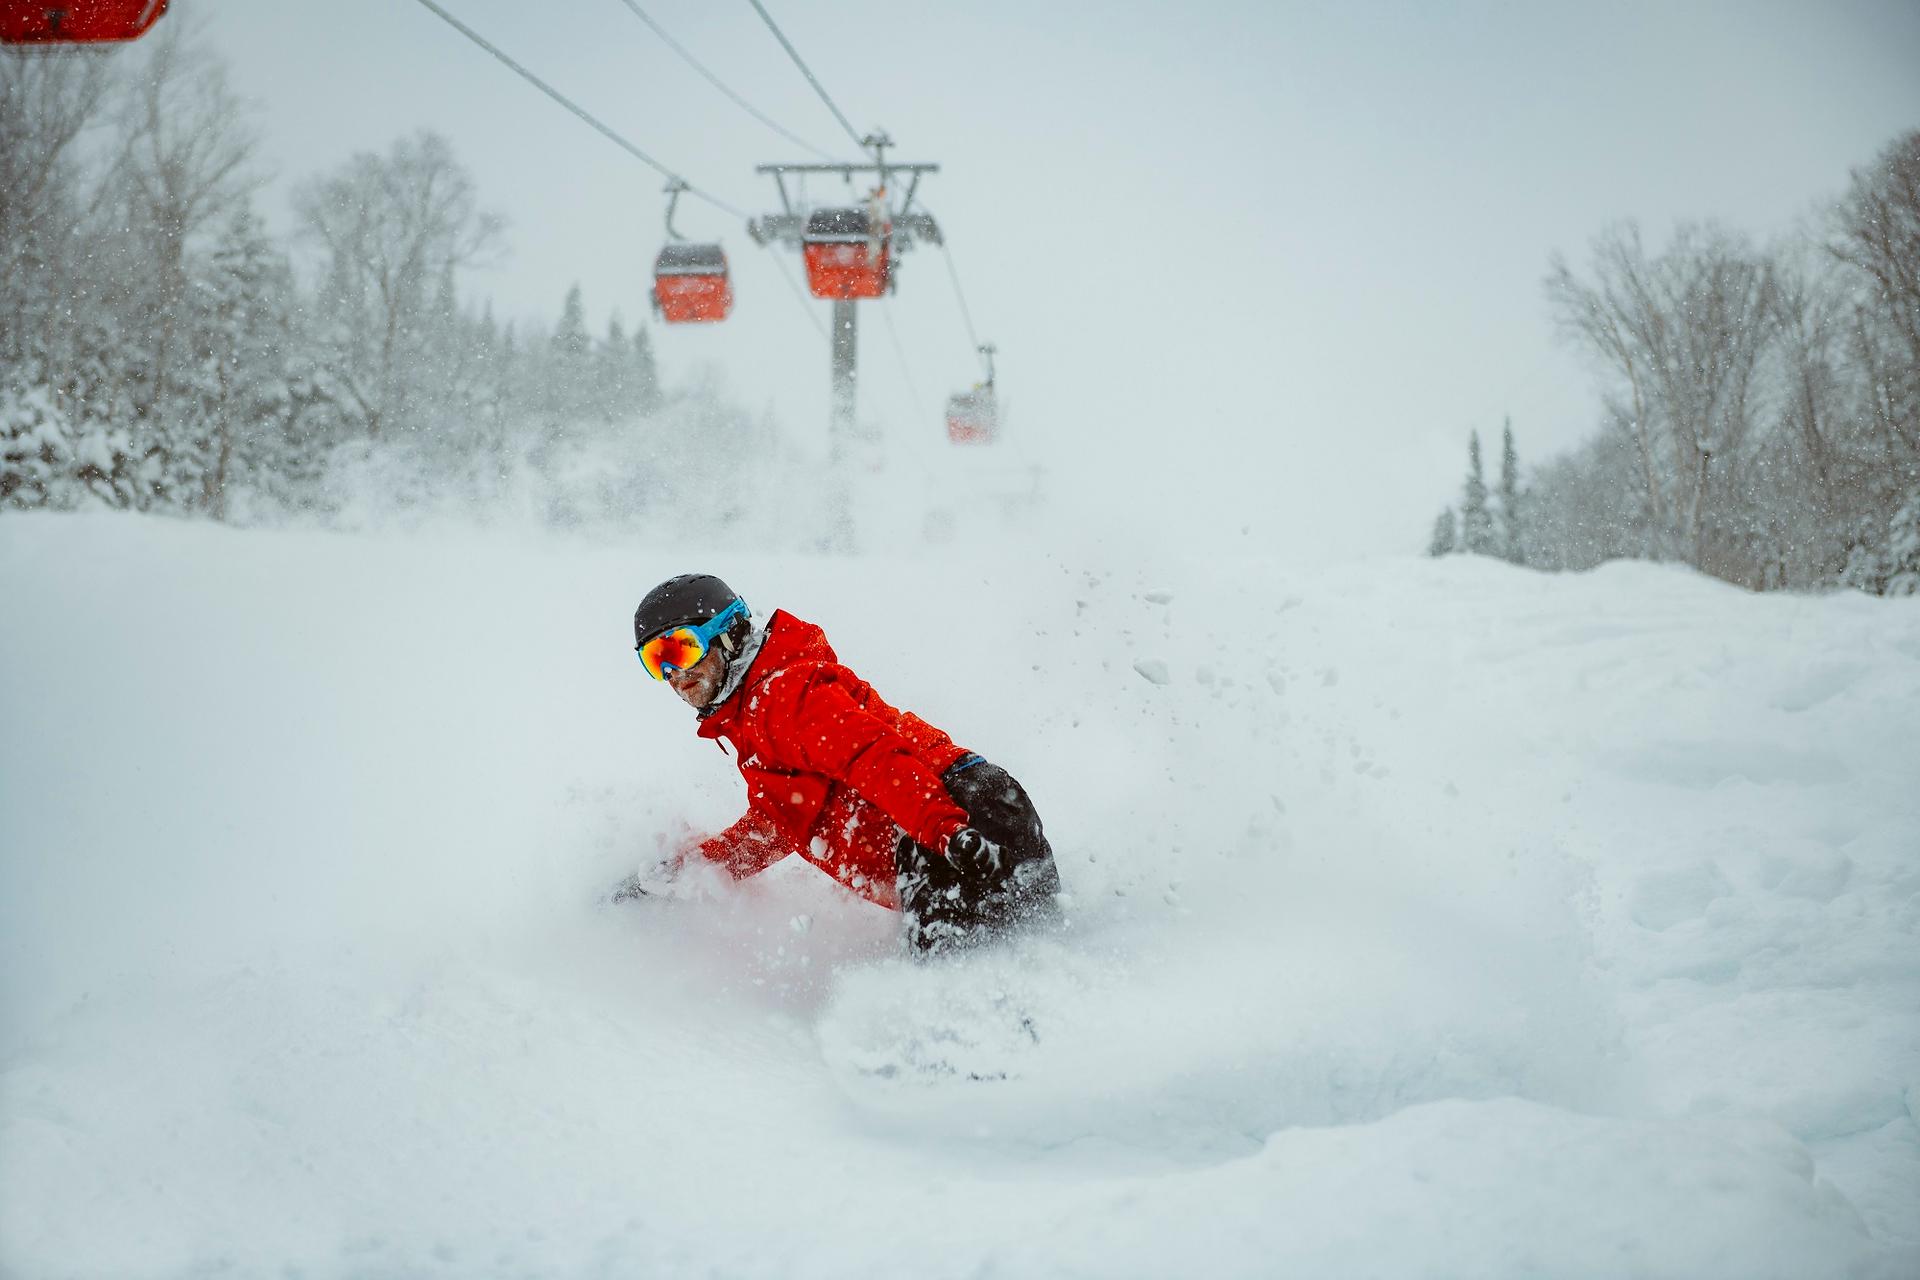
[3,515,1917,1277]
[817,938,1067,1088]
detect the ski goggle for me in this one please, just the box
[636,598,749,681]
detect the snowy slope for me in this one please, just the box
[2,512,1916,1278]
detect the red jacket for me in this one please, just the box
[687,610,972,909]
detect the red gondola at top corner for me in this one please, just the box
[0,0,169,45]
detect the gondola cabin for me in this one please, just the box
[802,207,891,300]
[652,243,733,324]
[946,387,997,445]
[0,0,168,43]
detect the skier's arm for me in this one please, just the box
[762,669,970,851]
[688,809,795,879]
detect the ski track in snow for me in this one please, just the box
[1,513,1917,1278]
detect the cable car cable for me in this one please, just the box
[928,219,990,377]
[743,0,870,155]
[613,0,845,164]
[766,250,830,342]
[407,0,749,220]
[880,301,927,421]
[940,241,981,351]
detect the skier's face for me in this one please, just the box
[666,645,725,709]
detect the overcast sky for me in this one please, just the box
[190,0,1920,559]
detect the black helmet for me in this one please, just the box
[633,573,747,647]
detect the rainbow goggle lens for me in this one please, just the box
[636,598,749,681]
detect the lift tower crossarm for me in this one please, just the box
[748,162,942,247]
[751,212,941,248]
[753,162,939,176]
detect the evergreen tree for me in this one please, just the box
[1460,430,1498,555]
[1427,506,1458,557]
[1885,492,1920,597]
[494,319,522,437]
[0,385,76,508]
[547,283,592,423]
[1496,418,1525,564]
[632,322,662,415]
[421,265,466,427]
[1845,489,1920,596]
[595,312,629,422]
[61,310,149,509]
[464,302,507,453]
[185,208,297,518]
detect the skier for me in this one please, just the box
[621,573,1062,954]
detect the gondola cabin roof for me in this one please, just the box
[0,0,168,43]
[802,206,886,244]
[653,242,729,277]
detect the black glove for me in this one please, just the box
[945,826,1004,880]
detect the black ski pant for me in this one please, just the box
[894,758,1062,955]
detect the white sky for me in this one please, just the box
[189,0,1920,558]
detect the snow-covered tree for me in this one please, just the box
[546,283,593,425]
[1546,221,1779,573]
[1427,507,1458,557]
[0,53,112,374]
[593,312,631,423]
[1886,494,1920,596]
[632,323,662,416]
[38,300,152,511]
[185,208,298,517]
[1844,490,1920,597]
[294,130,502,440]
[1831,132,1920,420]
[1496,419,1525,564]
[0,386,76,509]
[98,23,262,511]
[0,45,760,531]
[1459,431,1497,556]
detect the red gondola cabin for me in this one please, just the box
[946,388,997,445]
[0,0,168,43]
[802,207,891,300]
[652,243,733,325]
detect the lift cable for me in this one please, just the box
[408,0,749,220]
[926,214,990,378]
[613,0,845,164]
[766,250,830,343]
[880,301,927,421]
[744,0,870,155]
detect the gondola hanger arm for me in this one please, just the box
[663,179,689,241]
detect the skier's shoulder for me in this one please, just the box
[751,611,840,685]
[750,613,868,710]
[761,608,835,658]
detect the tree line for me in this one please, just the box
[1,25,782,530]
[1430,131,1920,596]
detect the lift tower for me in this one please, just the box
[749,141,941,462]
